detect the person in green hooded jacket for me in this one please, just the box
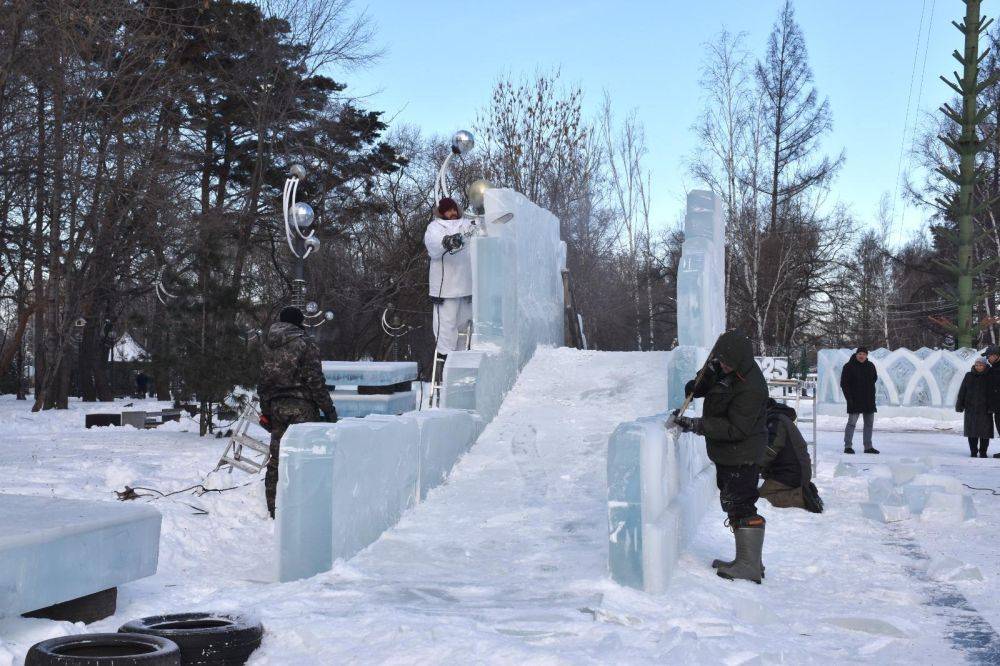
[673,330,769,584]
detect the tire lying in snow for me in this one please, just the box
[119,613,263,665]
[26,633,181,665]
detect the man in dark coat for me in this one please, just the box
[257,306,337,518]
[673,330,769,584]
[986,345,1000,443]
[957,356,994,458]
[840,346,879,454]
[758,399,823,513]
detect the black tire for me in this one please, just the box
[25,633,180,666]
[119,613,263,666]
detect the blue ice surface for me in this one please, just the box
[322,361,417,387]
[277,409,481,582]
[0,495,160,616]
[331,390,416,419]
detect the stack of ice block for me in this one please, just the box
[676,190,725,349]
[277,409,482,582]
[441,188,565,422]
[321,361,417,418]
[607,413,716,593]
[817,347,980,420]
[0,495,161,617]
[860,463,976,524]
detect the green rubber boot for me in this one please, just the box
[716,515,765,584]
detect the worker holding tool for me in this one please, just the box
[671,330,769,584]
[424,197,475,358]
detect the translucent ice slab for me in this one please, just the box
[817,347,980,419]
[322,361,417,387]
[0,495,160,616]
[331,390,417,419]
[277,409,481,582]
[442,188,565,419]
[677,191,725,349]
[607,413,716,593]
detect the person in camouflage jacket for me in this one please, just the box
[257,306,337,518]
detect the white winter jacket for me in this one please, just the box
[424,217,474,298]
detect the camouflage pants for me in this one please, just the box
[759,478,806,510]
[265,399,320,518]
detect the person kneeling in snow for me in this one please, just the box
[424,197,475,361]
[672,330,769,584]
[758,399,823,513]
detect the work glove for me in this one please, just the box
[258,414,272,432]
[442,233,464,252]
[673,415,704,436]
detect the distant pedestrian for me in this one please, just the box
[135,371,149,399]
[840,346,879,454]
[986,345,1000,452]
[957,356,994,458]
[257,306,337,519]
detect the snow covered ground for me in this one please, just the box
[0,348,998,664]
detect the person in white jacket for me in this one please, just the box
[424,197,475,356]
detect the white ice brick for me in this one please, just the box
[888,463,928,486]
[322,361,417,386]
[860,502,911,523]
[868,477,905,505]
[909,473,967,495]
[919,492,976,523]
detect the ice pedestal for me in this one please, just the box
[321,361,417,387]
[0,495,160,617]
[277,409,482,582]
[331,390,417,419]
[817,347,980,419]
[607,413,716,593]
[442,188,565,420]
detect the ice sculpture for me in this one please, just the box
[277,409,482,582]
[607,412,716,593]
[0,495,160,616]
[441,188,565,421]
[817,347,980,419]
[676,190,725,349]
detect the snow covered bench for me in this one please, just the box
[322,361,418,418]
[0,495,161,621]
[277,409,482,582]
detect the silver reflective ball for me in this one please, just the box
[289,164,306,180]
[292,202,314,228]
[304,235,321,252]
[466,178,494,211]
[324,311,335,321]
[452,130,474,155]
[305,301,319,315]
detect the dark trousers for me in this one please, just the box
[716,464,760,520]
[968,437,990,456]
[265,399,319,518]
[845,412,874,449]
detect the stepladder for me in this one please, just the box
[215,401,270,474]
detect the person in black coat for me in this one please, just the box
[840,346,879,454]
[957,356,994,458]
[986,345,1000,445]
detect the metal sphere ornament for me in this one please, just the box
[323,311,335,321]
[451,130,474,155]
[304,235,321,253]
[305,301,320,316]
[291,202,314,229]
[466,178,494,211]
[288,164,307,180]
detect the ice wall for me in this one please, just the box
[442,188,565,421]
[277,409,482,582]
[676,190,725,349]
[607,411,717,593]
[817,347,980,419]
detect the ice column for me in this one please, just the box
[676,190,725,349]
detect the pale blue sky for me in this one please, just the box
[342,0,957,243]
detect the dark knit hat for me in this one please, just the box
[986,345,1000,358]
[437,197,460,217]
[279,306,305,328]
[856,346,869,354]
